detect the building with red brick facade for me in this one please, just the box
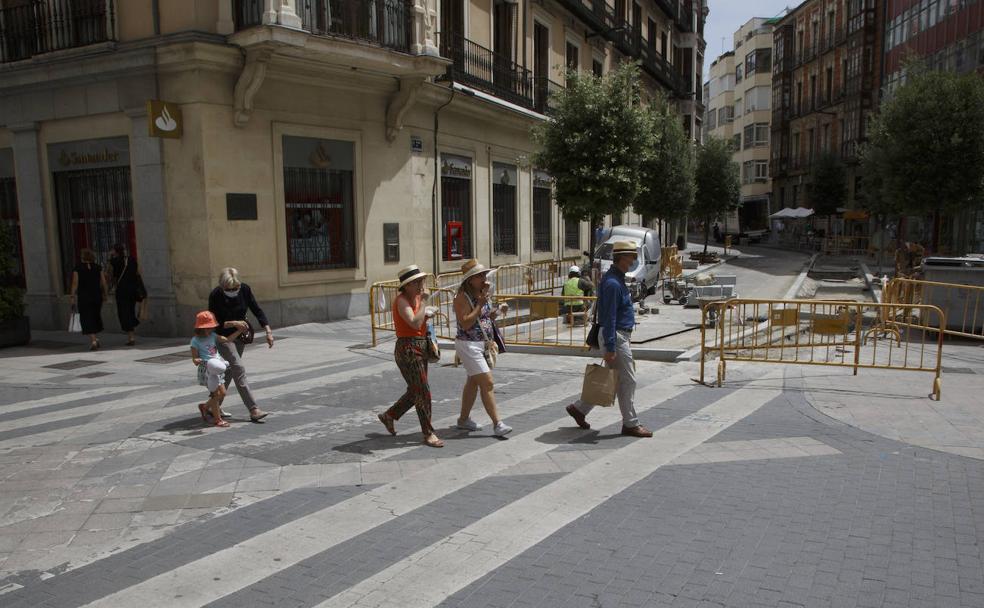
[770,0,882,211]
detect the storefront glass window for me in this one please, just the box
[282,136,357,272]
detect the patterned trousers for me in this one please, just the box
[386,337,435,435]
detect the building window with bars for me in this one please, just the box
[564,216,580,250]
[492,163,517,256]
[533,170,552,253]
[0,149,24,288]
[441,154,472,261]
[282,136,357,272]
[49,137,135,293]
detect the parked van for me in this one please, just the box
[591,226,662,301]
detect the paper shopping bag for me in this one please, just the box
[580,363,616,407]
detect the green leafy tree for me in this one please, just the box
[693,136,741,254]
[0,222,25,322]
[810,151,848,237]
[532,63,651,263]
[635,93,695,230]
[862,62,984,249]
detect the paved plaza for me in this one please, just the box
[0,312,983,607]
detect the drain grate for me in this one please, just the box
[43,360,102,370]
[942,367,976,375]
[78,371,113,379]
[136,352,189,365]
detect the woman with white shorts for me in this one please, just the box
[453,259,512,437]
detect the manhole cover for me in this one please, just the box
[43,360,102,370]
[78,371,113,379]
[136,352,189,365]
[942,367,975,374]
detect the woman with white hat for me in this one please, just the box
[453,259,512,437]
[377,265,443,448]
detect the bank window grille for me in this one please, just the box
[284,167,357,272]
[0,177,25,287]
[493,183,517,256]
[53,167,135,294]
[441,176,472,261]
[532,186,552,252]
[564,216,581,251]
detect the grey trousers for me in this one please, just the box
[574,327,639,428]
[217,340,257,411]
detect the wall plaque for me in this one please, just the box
[226,193,258,220]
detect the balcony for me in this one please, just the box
[0,0,116,64]
[440,33,535,110]
[818,28,845,54]
[533,77,564,115]
[234,0,413,53]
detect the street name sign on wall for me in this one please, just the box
[147,101,183,138]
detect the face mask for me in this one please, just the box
[223,289,240,298]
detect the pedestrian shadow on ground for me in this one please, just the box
[154,416,209,437]
[333,427,506,455]
[535,428,623,445]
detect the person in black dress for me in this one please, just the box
[108,243,141,346]
[69,248,107,350]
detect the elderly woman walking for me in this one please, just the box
[377,265,443,447]
[107,243,142,346]
[207,267,271,422]
[68,248,107,351]
[453,259,511,437]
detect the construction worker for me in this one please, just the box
[561,265,594,325]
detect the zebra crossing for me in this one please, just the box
[0,332,841,608]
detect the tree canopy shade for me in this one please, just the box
[531,63,651,225]
[861,64,984,217]
[693,136,741,253]
[810,152,848,217]
[635,94,695,223]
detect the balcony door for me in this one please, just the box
[493,0,516,90]
[632,3,642,49]
[533,22,549,109]
[440,0,464,59]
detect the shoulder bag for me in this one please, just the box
[426,320,441,363]
[585,301,601,350]
[238,320,255,345]
[466,293,498,369]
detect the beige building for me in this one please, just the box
[0,0,705,336]
[703,16,778,238]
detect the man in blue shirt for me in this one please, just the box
[566,241,653,438]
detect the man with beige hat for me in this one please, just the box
[565,240,653,438]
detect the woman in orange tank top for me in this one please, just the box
[377,265,443,447]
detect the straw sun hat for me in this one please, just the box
[612,240,639,256]
[459,259,491,285]
[397,264,430,289]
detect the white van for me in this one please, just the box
[592,226,662,301]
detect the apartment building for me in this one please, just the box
[704,16,777,239]
[770,0,882,211]
[0,0,705,335]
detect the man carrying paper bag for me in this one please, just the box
[566,241,653,437]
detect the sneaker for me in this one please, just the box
[493,421,513,437]
[456,418,483,431]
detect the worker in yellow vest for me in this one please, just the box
[562,265,594,325]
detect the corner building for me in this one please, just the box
[0,0,705,336]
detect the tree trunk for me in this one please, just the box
[703,218,710,254]
[588,214,598,281]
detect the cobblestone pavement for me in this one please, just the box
[1,319,983,607]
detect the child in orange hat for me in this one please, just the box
[190,310,246,427]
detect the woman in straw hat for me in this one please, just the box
[453,259,512,437]
[377,265,443,448]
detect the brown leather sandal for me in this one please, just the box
[423,434,444,448]
[378,413,396,436]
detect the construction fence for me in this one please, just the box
[695,298,945,400]
[883,277,984,341]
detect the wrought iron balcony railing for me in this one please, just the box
[234,0,412,53]
[533,77,564,115]
[440,33,535,110]
[0,0,116,64]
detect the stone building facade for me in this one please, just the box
[0,0,705,335]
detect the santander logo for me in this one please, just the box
[154,106,178,132]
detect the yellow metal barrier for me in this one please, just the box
[494,294,597,349]
[884,277,984,341]
[696,298,945,400]
[822,235,872,257]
